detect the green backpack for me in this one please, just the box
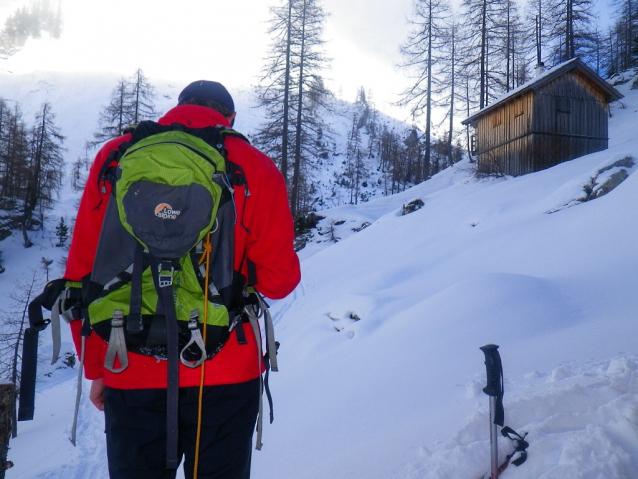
[87,121,250,371]
[20,121,278,465]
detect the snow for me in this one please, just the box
[1,69,638,478]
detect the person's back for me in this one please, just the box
[64,80,300,479]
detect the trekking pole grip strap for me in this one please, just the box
[480,343,505,426]
[480,344,502,397]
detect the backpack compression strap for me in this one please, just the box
[149,255,182,470]
[243,287,278,451]
[18,278,71,421]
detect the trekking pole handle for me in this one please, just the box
[480,344,502,397]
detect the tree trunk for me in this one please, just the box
[21,215,33,248]
[424,1,432,181]
[291,0,308,217]
[280,0,293,188]
[0,382,15,479]
[479,0,488,109]
[448,25,456,168]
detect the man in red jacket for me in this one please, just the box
[65,80,301,479]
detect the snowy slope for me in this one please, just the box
[2,71,638,479]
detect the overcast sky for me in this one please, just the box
[0,0,416,121]
[0,0,614,124]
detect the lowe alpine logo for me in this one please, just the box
[154,203,181,220]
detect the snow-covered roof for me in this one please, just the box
[462,58,624,125]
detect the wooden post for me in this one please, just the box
[0,382,15,479]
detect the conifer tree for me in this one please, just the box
[255,0,331,217]
[55,216,68,246]
[459,0,493,109]
[497,0,529,90]
[0,99,10,199]
[0,0,63,58]
[460,0,520,108]
[605,0,638,73]
[0,31,17,60]
[525,0,551,67]
[3,104,30,203]
[88,78,132,148]
[378,126,407,195]
[88,70,158,148]
[22,101,65,247]
[547,0,597,64]
[70,155,89,191]
[254,0,295,179]
[399,0,451,182]
[434,17,465,169]
[345,112,365,204]
[129,68,159,125]
[43,0,63,39]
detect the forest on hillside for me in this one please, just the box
[0,0,636,249]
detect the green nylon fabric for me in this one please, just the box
[88,255,230,327]
[115,130,225,248]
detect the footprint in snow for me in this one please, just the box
[327,311,360,339]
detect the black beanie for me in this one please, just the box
[177,80,235,112]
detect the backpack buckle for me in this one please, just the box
[180,310,207,368]
[27,318,51,333]
[158,261,175,288]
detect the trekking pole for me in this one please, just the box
[480,344,504,479]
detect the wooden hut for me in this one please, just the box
[462,58,624,176]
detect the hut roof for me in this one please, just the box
[462,58,624,126]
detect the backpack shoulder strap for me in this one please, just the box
[218,127,250,144]
[128,120,170,145]
[176,124,250,155]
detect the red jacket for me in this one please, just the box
[65,105,300,389]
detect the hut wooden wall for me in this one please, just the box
[530,71,609,171]
[476,70,610,176]
[475,91,534,176]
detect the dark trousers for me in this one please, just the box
[104,378,260,479]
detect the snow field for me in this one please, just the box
[1,69,637,478]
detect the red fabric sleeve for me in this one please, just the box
[65,135,130,380]
[65,135,130,281]
[227,138,301,299]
